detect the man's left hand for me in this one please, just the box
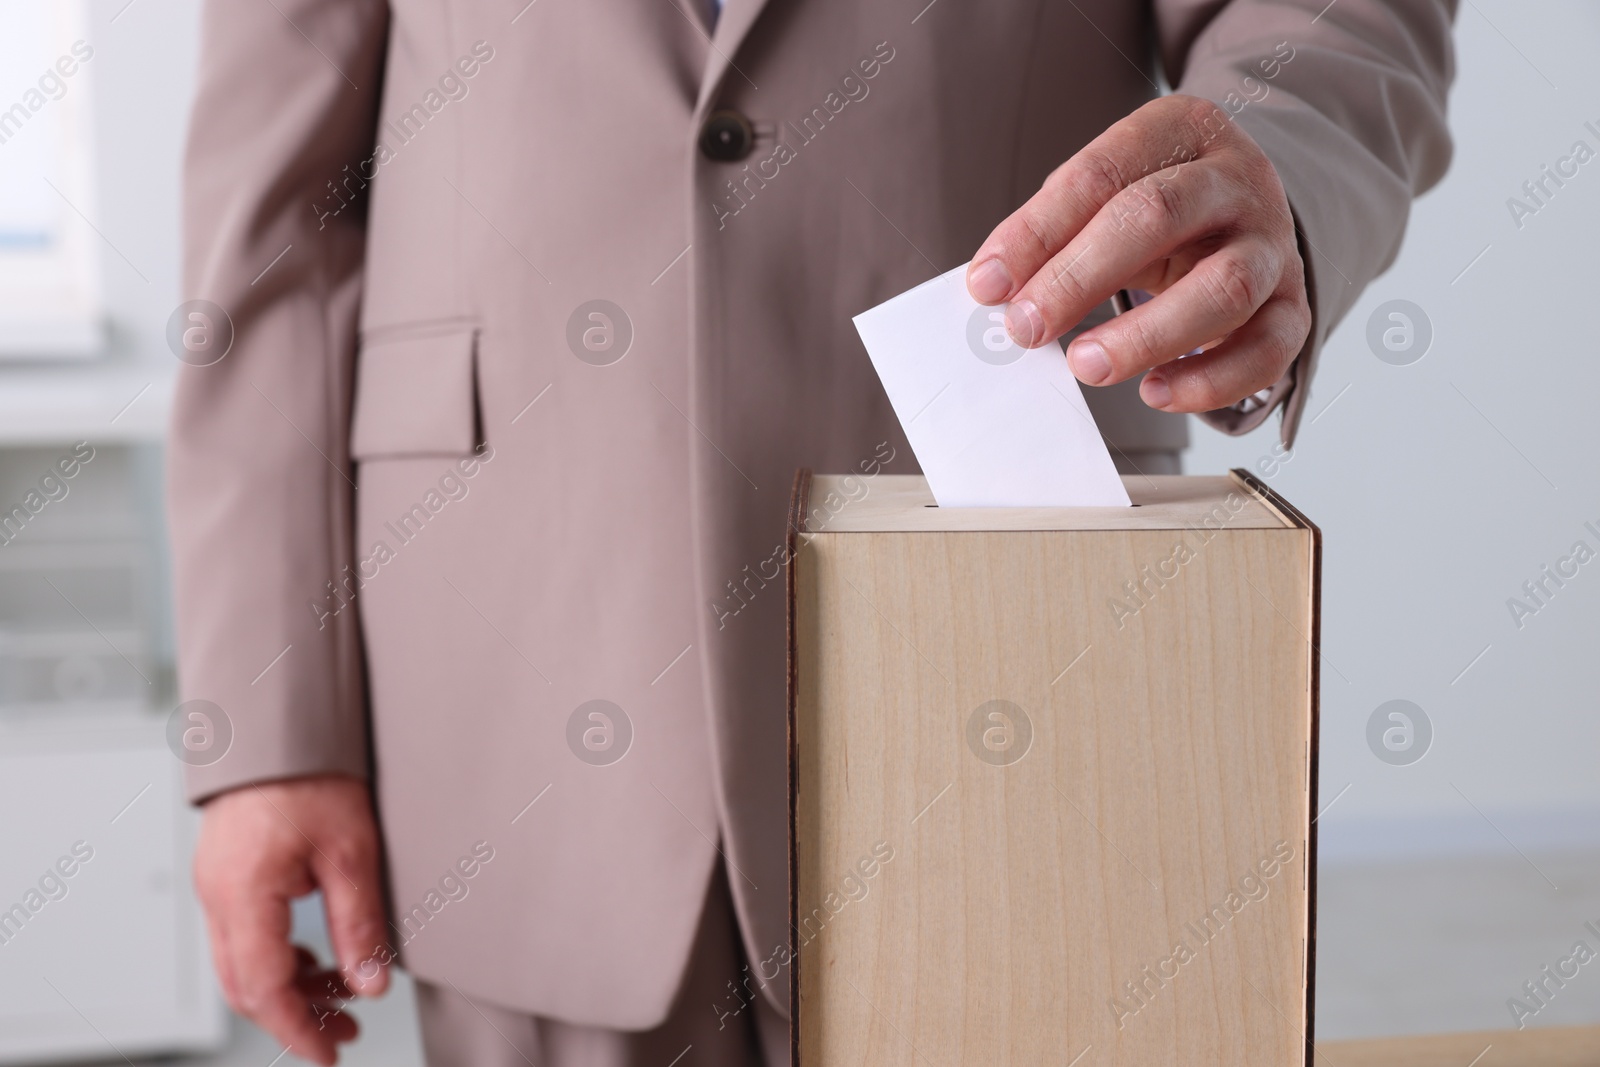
[966,94,1311,414]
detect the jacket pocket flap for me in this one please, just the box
[350,324,478,459]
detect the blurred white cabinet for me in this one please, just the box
[0,0,224,1055]
[0,441,224,1062]
[0,733,225,1062]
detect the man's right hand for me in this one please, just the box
[194,775,391,1066]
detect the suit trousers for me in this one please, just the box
[414,860,788,1067]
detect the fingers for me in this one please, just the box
[966,95,1220,309]
[1005,161,1247,350]
[295,947,362,1047]
[1064,241,1283,386]
[1137,297,1309,413]
[295,946,355,1002]
[194,777,386,1067]
[202,904,240,1007]
[965,92,1308,412]
[225,885,344,1066]
[314,833,392,996]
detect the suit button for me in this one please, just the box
[699,110,754,162]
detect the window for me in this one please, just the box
[0,2,101,357]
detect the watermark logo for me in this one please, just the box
[566,300,632,366]
[965,700,1033,766]
[711,441,896,631]
[566,699,632,765]
[719,840,895,1030]
[314,43,496,230]
[1110,839,1296,1028]
[0,840,95,948]
[1107,41,1295,237]
[1505,121,1600,232]
[311,447,496,633]
[711,42,896,230]
[323,841,496,1020]
[166,300,234,367]
[1506,521,1599,630]
[1507,920,1600,1030]
[1365,299,1432,366]
[166,699,233,766]
[0,41,94,151]
[0,441,95,550]
[1108,491,1248,630]
[1366,699,1431,766]
[966,304,1026,365]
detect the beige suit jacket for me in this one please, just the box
[169,0,1455,1030]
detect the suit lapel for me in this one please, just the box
[694,0,774,114]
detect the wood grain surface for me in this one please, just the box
[792,472,1318,1066]
[1317,1027,1600,1067]
[804,473,1291,532]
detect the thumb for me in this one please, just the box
[314,843,391,996]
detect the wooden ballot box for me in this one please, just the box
[787,469,1320,1067]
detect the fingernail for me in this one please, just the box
[1069,340,1111,384]
[1004,299,1043,347]
[1141,373,1172,409]
[968,258,1013,304]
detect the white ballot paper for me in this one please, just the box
[853,263,1131,507]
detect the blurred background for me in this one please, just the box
[0,0,1594,1063]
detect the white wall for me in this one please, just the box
[1186,1,1600,863]
[88,0,198,353]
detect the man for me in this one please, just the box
[168,0,1455,1063]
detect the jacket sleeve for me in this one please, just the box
[1153,0,1457,445]
[167,0,389,802]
